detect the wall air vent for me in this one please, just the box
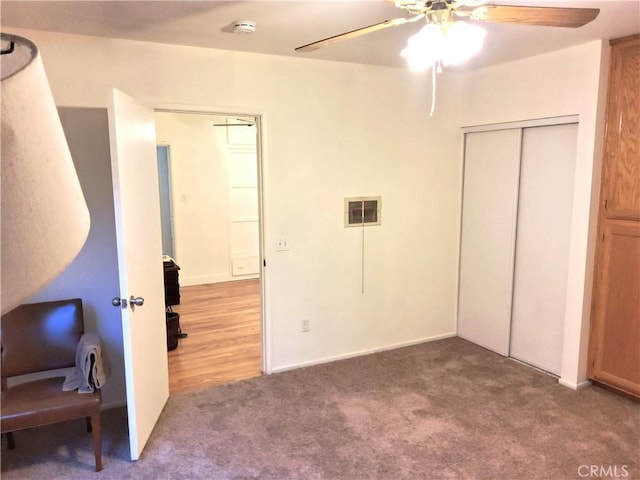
[344,196,381,227]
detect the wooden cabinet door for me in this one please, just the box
[588,35,640,398]
[588,221,640,396]
[602,36,640,221]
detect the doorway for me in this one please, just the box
[156,145,175,259]
[154,110,264,393]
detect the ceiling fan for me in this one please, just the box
[295,0,600,53]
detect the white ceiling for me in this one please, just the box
[1,0,638,71]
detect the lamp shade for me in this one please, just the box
[1,33,90,314]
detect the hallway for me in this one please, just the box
[168,279,261,394]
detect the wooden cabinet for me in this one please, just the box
[588,34,640,398]
[602,36,640,221]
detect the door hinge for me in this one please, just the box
[604,199,608,209]
[263,259,266,267]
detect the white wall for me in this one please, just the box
[28,108,125,408]
[155,112,260,285]
[456,40,610,388]
[7,28,462,399]
[155,112,233,285]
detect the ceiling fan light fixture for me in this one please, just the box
[470,6,489,21]
[442,21,486,65]
[401,21,486,72]
[401,24,442,72]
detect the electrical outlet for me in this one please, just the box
[301,319,310,333]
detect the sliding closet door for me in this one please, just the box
[509,123,578,374]
[458,129,522,355]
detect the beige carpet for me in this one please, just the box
[1,337,638,479]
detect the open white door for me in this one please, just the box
[108,88,169,460]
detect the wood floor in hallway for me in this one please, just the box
[168,278,262,394]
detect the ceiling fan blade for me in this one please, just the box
[295,15,423,52]
[472,5,600,28]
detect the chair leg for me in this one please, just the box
[89,414,102,472]
[86,417,92,433]
[5,432,16,450]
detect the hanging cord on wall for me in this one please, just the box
[361,204,366,294]
[429,60,441,117]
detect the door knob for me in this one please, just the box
[112,296,144,309]
[130,296,145,307]
[112,297,127,308]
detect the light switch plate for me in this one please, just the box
[276,237,289,251]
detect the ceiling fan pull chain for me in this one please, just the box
[429,60,437,116]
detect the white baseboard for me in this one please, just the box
[272,332,457,374]
[558,378,591,390]
[180,273,258,286]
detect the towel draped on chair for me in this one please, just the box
[63,332,110,393]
